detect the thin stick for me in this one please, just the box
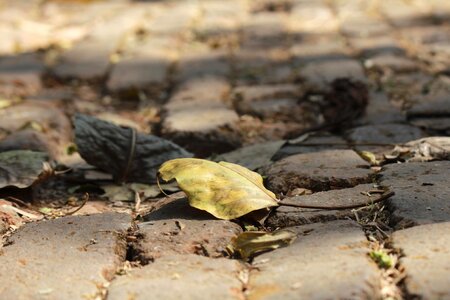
[278,191,395,210]
[65,193,89,216]
[156,174,170,197]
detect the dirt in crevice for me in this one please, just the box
[356,197,408,299]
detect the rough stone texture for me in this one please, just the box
[290,39,348,65]
[349,36,404,58]
[247,220,380,300]
[107,254,244,300]
[407,91,450,132]
[214,140,285,171]
[392,222,450,299]
[145,2,199,36]
[136,198,242,262]
[380,161,450,229]
[357,92,406,125]
[234,48,292,85]
[267,183,386,227]
[177,46,230,83]
[232,84,301,118]
[107,37,177,99]
[232,84,316,123]
[53,6,145,81]
[340,17,390,38]
[272,134,348,161]
[289,2,339,34]
[364,54,418,73]
[299,59,366,92]
[241,12,286,48]
[346,124,425,153]
[162,78,241,157]
[0,213,130,299]
[0,101,72,157]
[0,53,43,97]
[265,149,373,194]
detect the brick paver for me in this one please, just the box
[0,213,130,299]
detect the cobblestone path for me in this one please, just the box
[0,0,449,299]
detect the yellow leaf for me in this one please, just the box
[229,229,297,260]
[358,150,380,166]
[158,158,279,220]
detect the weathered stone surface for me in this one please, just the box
[289,2,339,34]
[162,78,240,157]
[0,130,57,158]
[299,59,366,92]
[380,161,450,229]
[107,37,177,98]
[291,39,348,65]
[267,183,385,227]
[232,84,309,121]
[346,124,425,153]
[408,92,450,116]
[0,101,72,157]
[364,54,418,73]
[247,220,380,299]
[392,222,450,299]
[349,36,404,58]
[241,12,287,48]
[379,0,433,27]
[0,213,130,299]
[136,198,242,262]
[0,53,43,97]
[272,134,348,161]
[340,17,390,38]
[177,46,230,82]
[234,48,292,85]
[195,1,242,42]
[53,7,145,81]
[214,140,285,171]
[357,92,406,125]
[107,254,244,300]
[145,2,199,36]
[265,149,373,194]
[409,82,450,132]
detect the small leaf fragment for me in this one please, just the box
[229,229,297,260]
[358,151,380,166]
[158,158,279,220]
[369,250,394,269]
[0,150,51,189]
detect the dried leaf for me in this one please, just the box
[75,114,192,183]
[0,150,51,189]
[389,137,450,162]
[229,229,297,260]
[358,151,380,166]
[158,158,279,220]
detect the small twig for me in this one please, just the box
[65,193,89,216]
[6,196,31,208]
[134,191,141,213]
[156,174,170,197]
[278,191,395,210]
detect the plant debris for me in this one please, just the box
[228,229,297,260]
[158,158,279,220]
[0,150,52,189]
[74,114,192,183]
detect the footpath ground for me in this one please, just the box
[0,0,449,299]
